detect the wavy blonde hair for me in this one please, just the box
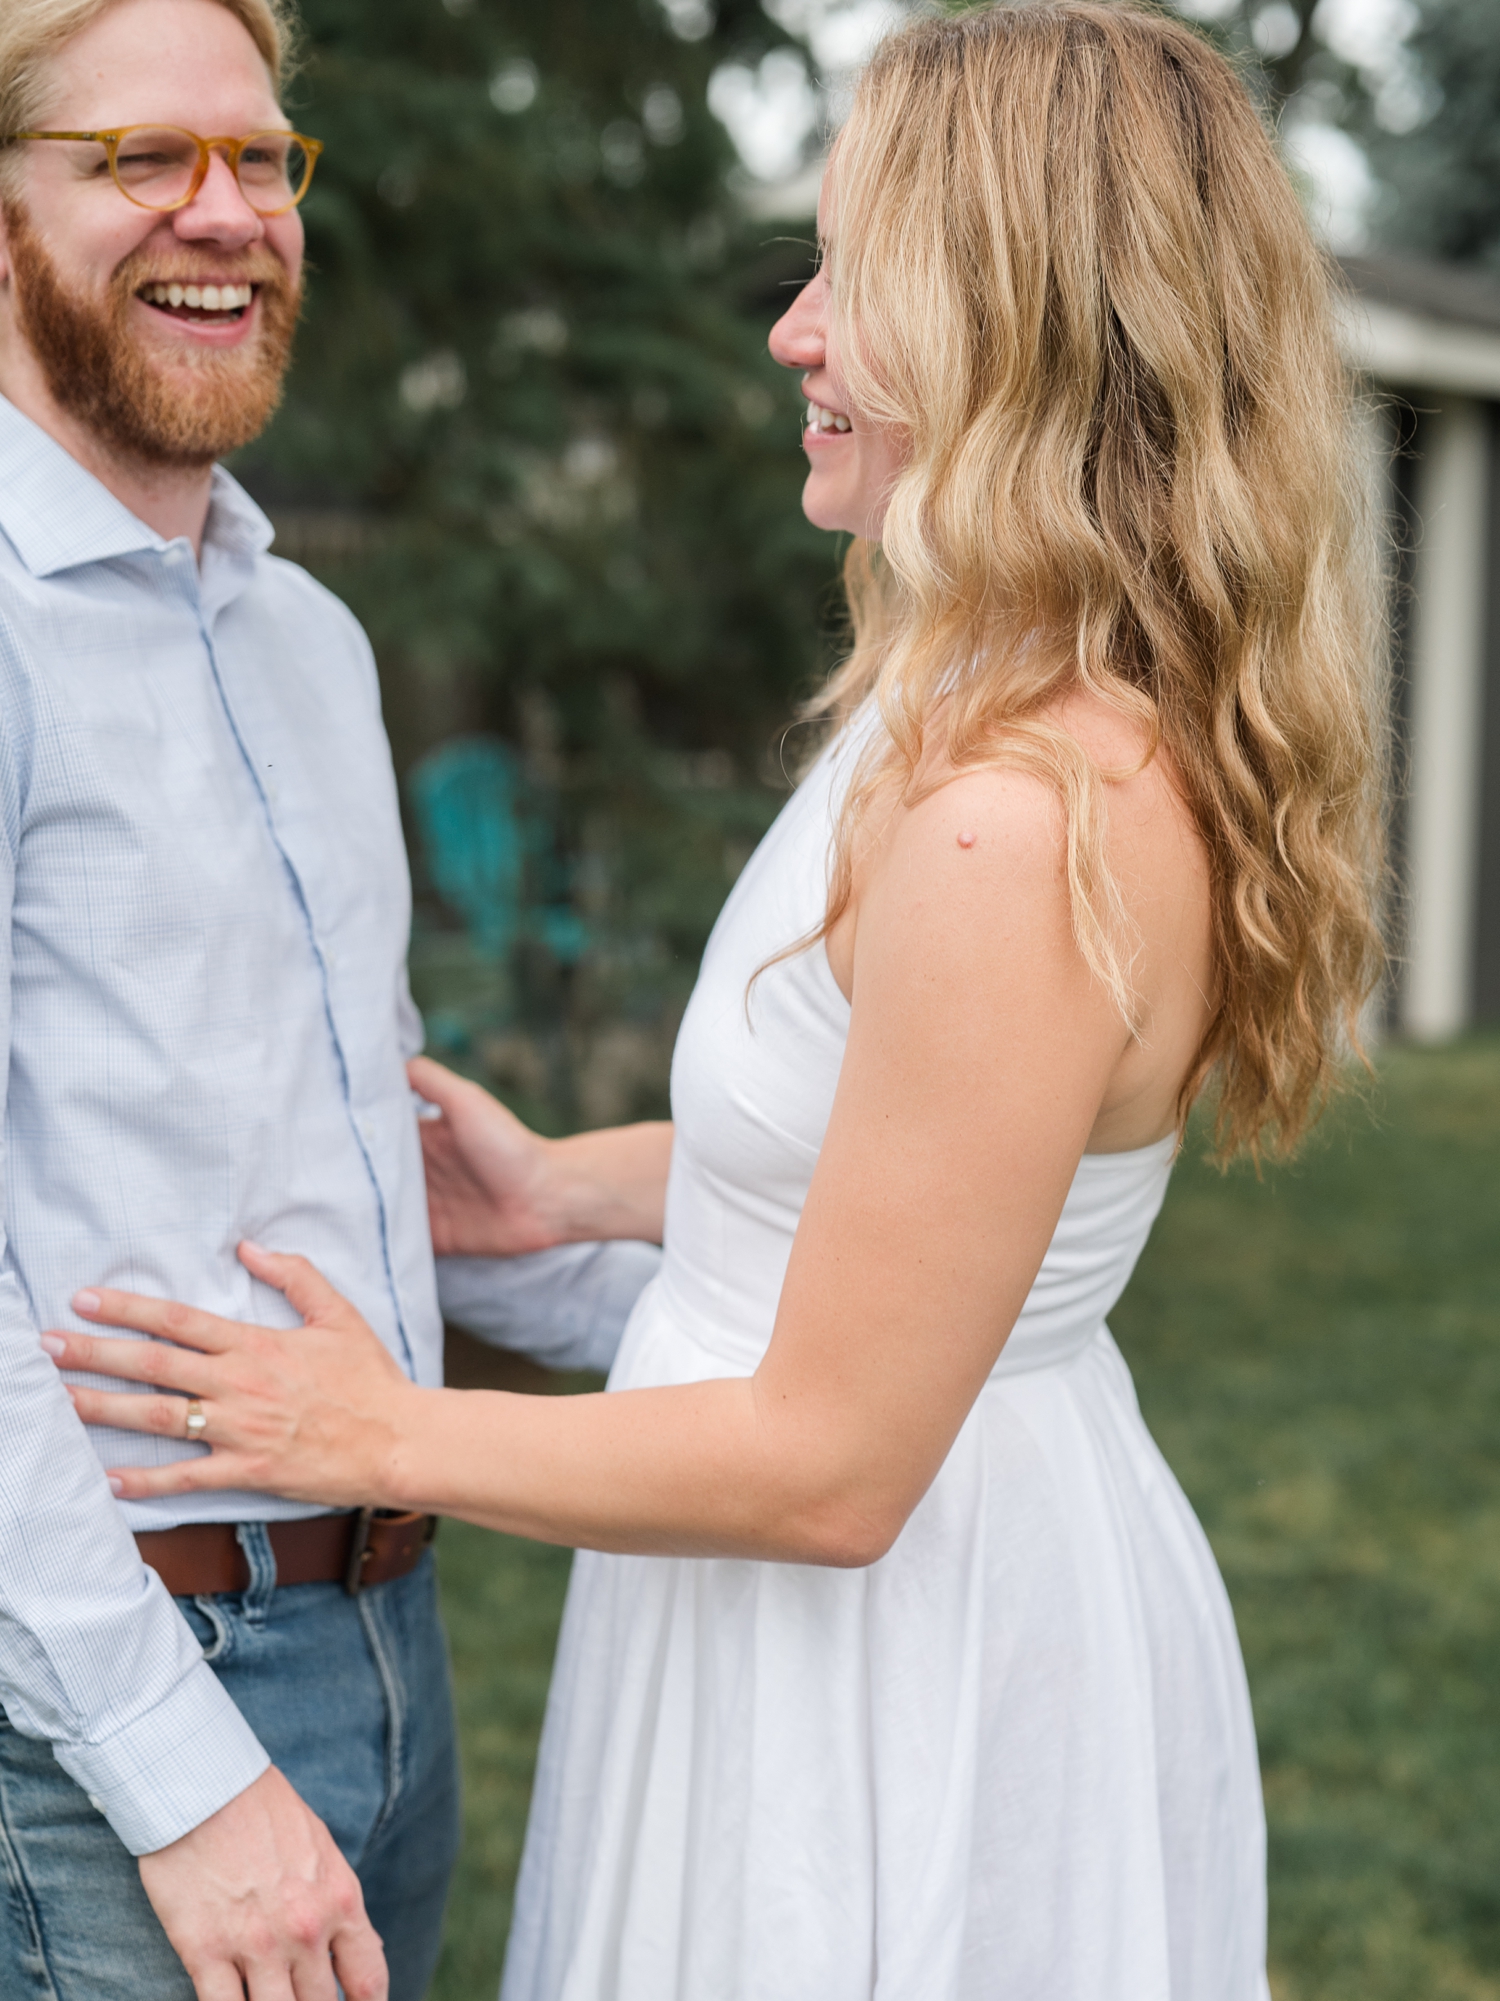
[811,0,1387,1161]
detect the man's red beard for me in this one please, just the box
[3,204,301,469]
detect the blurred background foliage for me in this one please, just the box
[1355,0,1500,269]
[236,0,840,1128]
[1164,0,1500,264]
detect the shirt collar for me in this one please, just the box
[0,394,274,578]
[203,464,275,565]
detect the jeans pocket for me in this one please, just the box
[179,1594,234,1666]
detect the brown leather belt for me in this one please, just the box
[135,1509,439,1599]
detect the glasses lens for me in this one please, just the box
[112,127,201,209]
[236,132,311,212]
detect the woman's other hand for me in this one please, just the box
[43,1242,416,1506]
[409,1055,562,1257]
[410,1055,674,1253]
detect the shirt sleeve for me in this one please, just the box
[436,1242,661,1375]
[0,623,269,1857]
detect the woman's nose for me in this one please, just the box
[769,274,826,372]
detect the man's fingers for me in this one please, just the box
[42,1327,213,1393]
[329,1918,389,2001]
[184,1964,256,2001]
[244,1965,299,2001]
[237,1242,342,1325]
[70,1287,237,1352]
[277,1941,339,2001]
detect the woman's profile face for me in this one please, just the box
[769,178,905,542]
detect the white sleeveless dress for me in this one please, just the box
[501,726,1270,2001]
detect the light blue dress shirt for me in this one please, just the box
[0,396,657,1856]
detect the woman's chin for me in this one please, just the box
[800,473,872,538]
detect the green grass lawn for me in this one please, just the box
[428,1038,1500,2001]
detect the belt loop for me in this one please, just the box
[235,1522,278,1624]
[344,1507,376,1597]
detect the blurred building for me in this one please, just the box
[1339,256,1500,1039]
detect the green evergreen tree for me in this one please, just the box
[1159,0,1327,103]
[1173,0,1500,274]
[237,0,837,1122]
[1356,0,1500,270]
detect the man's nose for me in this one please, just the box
[171,149,266,249]
[769,281,826,371]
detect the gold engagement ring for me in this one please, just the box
[183,1398,208,1440]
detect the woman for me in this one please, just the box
[53,6,1384,1995]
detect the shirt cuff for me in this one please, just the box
[51,1657,271,1857]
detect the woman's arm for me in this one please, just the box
[55,763,1168,1565]
[412,1055,673,1254]
[406,765,1135,1559]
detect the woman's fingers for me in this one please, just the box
[105,1451,244,1501]
[42,1326,213,1393]
[409,1055,528,1147]
[408,1055,509,1144]
[65,1382,218,1441]
[51,1252,403,1510]
[407,1054,465,1115]
[70,1287,238,1352]
[237,1241,344,1325]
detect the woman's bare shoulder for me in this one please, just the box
[857,761,1083,989]
[899,688,1199,865]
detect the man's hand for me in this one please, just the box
[138,1765,387,2001]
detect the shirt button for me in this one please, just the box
[162,544,187,567]
[87,1794,103,1811]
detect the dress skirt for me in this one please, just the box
[499,1303,1270,2001]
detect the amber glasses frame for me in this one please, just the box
[1,126,324,216]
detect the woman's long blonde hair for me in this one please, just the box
[813,0,1387,1161]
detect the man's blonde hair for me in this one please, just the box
[1,0,299,193]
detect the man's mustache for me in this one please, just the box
[113,247,298,296]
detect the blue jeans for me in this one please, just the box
[0,1526,460,2000]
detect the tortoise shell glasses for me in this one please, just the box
[0,127,323,217]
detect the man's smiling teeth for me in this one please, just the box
[140,282,254,311]
[806,401,851,434]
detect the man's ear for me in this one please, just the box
[0,198,14,288]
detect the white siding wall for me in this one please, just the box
[1402,398,1491,1038]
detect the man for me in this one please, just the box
[0,2,654,1995]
